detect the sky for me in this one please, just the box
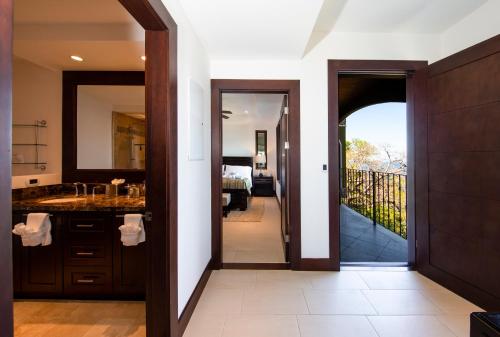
[345,102,407,156]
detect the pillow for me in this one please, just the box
[225,165,252,180]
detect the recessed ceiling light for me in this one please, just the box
[244,110,249,114]
[141,56,146,61]
[70,55,83,62]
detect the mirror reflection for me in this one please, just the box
[255,130,267,169]
[77,85,145,170]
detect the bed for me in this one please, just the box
[223,156,253,211]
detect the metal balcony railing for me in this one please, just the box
[341,168,407,239]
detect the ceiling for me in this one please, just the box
[179,0,324,59]
[13,0,144,71]
[222,93,284,126]
[329,0,486,34]
[338,74,406,122]
[180,0,486,59]
[79,85,145,115]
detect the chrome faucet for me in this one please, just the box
[73,182,87,197]
[92,184,106,198]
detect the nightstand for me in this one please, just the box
[252,176,274,196]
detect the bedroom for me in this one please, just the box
[221,93,287,265]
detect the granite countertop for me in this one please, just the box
[12,194,146,212]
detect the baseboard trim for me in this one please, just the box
[223,262,290,270]
[298,258,337,271]
[419,265,500,311]
[178,261,212,336]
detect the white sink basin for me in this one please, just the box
[39,197,86,204]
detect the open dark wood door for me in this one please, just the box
[279,97,290,261]
[415,35,500,310]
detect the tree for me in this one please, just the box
[346,138,378,170]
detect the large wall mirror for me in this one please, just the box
[63,71,145,182]
[255,130,267,170]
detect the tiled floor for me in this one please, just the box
[341,205,408,262]
[223,197,285,263]
[13,300,145,337]
[184,269,483,337]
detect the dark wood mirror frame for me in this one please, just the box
[255,129,267,170]
[62,71,146,183]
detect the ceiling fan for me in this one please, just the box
[221,110,232,119]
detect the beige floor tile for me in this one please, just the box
[223,197,285,263]
[241,288,309,314]
[363,290,442,315]
[255,270,312,289]
[207,270,257,289]
[302,271,369,290]
[420,288,483,314]
[182,312,226,337]
[436,314,470,337]
[222,315,300,337]
[196,288,244,314]
[82,318,145,337]
[14,300,145,337]
[303,289,377,315]
[298,315,379,337]
[368,315,456,337]
[358,271,445,290]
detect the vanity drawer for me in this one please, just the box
[65,243,111,266]
[69,217,107,233]
[64,266,112,296]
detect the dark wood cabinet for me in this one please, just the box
[12,210,145,299]
[253,176,274,196]
[12,213,63,298]
[113,214,146,298]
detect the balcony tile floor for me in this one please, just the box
[341,205,408,263]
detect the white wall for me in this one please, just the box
[440,0,500,58]
[223,121,278,182]
[12,57,62,186]
[76,90,113,169]
[211,32,442,258]
[159,0,212,316]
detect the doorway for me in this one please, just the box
[0,0,178,336]
[328,60,427,269]
[221,93,287,265]
[211,80,301,270]
[338,73,408,264]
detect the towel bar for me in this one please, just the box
[22,213,54,217]
[115,214,145,218]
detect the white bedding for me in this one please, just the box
[224,165,253,193]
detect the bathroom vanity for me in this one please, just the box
[12,185,146,300]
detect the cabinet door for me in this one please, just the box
[113,215,146,298]
[19,214,63,296]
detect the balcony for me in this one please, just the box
[341,169,408,263]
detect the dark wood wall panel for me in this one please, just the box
[418,35,500,309]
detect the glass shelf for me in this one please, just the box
[13,143,48,146]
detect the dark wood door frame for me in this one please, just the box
[0,0,182,336]
[117,1,180,336]
[211,79,301,270]
[0,0,14,335]
[328,60,427,270]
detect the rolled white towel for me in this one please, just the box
[119,214,145,246]
[12,213,52,246]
